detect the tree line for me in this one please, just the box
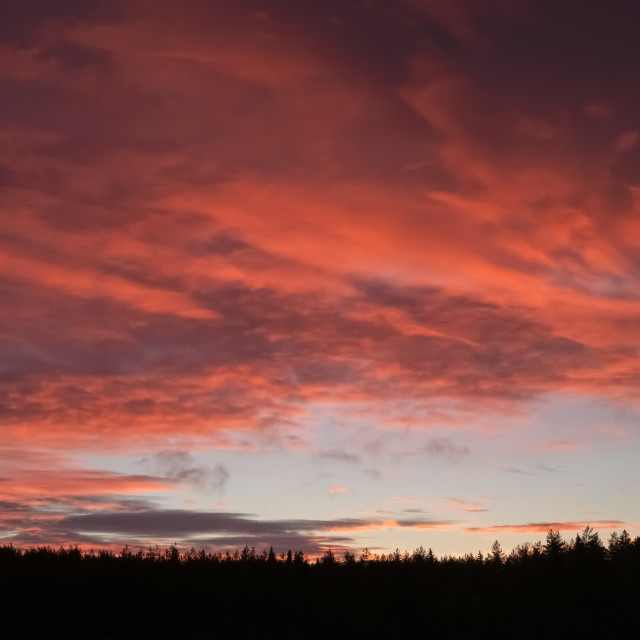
[1,526,638,639]
[2,523,634,566]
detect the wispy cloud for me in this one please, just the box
[315,450,362,464]
[500,463,556,476]
[465,521,625,534]
[423,438,469,460]
[142,452,229,492]
[546,440,576,452]
[445,497,488,513]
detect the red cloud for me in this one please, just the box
[2,0,639,456]
[1,0,640,552]
[0,471,174,500]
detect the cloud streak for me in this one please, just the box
[1,503,454,555]
[465,521,626,535]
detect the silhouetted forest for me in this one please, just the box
[2,526,639,639]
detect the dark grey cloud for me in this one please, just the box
[423,438,469,460]
[10,509,454,553]
[0,492,161,549]
[2,506,356,554]
[144,452,229,492]
[500,463,556,477]
[315,450,362,464]
[59,511,347,537]
[395,518,455,528]
[0,500,32,513]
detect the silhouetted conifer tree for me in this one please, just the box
[489,540,504,566]
[544,529,565,558]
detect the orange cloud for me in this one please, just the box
[323,519,453,533]
[465,521,625,534]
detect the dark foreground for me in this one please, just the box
[2,529,638,639]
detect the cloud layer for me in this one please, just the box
[1,0,639,553]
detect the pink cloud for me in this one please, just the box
[546,440,577,452]
[445,497,488,513]
[329,486,347,494]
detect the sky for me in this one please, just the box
[1,0,640,558]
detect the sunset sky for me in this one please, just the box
[2,0,640,557]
